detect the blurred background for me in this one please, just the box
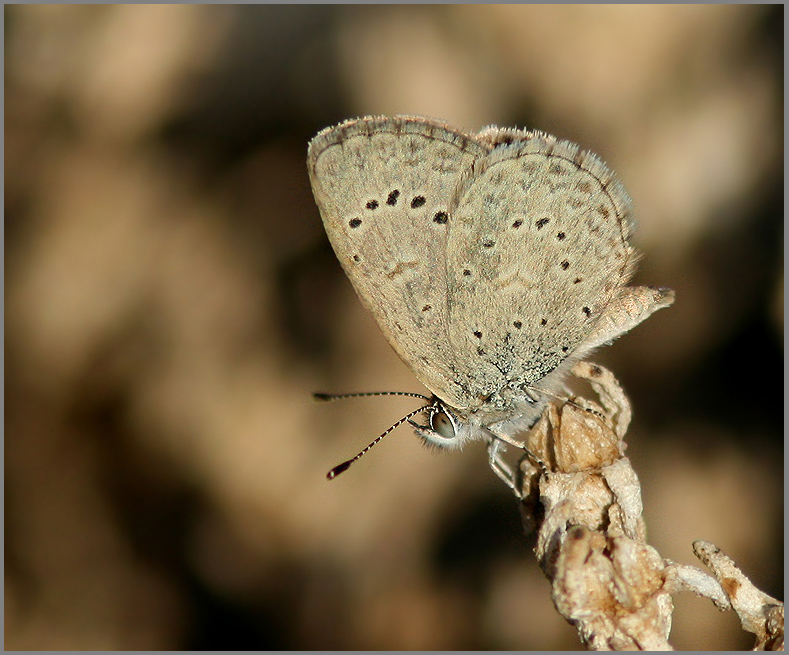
[5,5,783,650]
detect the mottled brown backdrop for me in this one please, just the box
[5,5,783,650]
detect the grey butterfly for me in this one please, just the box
[308,115,673,489]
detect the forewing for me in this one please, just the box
[308,116,487,409]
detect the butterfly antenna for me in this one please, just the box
[314,391,431,402]
[326,405,429,480]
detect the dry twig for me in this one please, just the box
[513,362,783,650]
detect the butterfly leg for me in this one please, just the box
[486,438,524,498]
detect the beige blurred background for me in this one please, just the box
[5,5,783,650]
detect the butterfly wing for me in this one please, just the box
[309,117,674,424]
[308,116,487,410]
[445,130,641,402]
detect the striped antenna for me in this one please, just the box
[314,391,430,402]
[325,405,430,480]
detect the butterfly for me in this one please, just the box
[308,115,673,490]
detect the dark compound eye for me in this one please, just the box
[431,410,455,440]
[433,211,448,224]
[349,218,362,228]
[411,196,426,208]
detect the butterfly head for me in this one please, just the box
[410,397,483,451]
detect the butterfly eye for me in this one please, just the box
[430,410,455,440]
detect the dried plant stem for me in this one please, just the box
[513,362,783,650]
